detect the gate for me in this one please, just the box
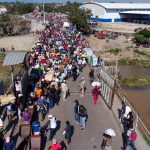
[97,67,116,108]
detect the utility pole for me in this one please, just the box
[43,2,46,25]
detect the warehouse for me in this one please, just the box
[80,2,150,24]
[0,6,7,14]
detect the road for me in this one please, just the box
[4,65,123,150]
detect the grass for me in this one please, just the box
[143,134,150,145]
[0,53,6,62]
[118,58,150,68]
[134,49,150,57]
[109,48,122,55]
[122,76,150,87]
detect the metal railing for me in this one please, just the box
[97,66,150,143]
[116,82,150,141]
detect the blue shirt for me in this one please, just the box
[32,121,40,132]
[38,98,45,106]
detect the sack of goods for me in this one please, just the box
[0,94,15,106]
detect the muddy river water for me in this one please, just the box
[119,65,150,128]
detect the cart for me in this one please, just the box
[30,134,41,150]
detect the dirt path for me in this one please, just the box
[0,34,40,51]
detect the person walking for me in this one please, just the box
[79,77,86,97]
[79,105,87,131]
[73,100,80,123]
[32,120,40,135]
[119,101,126,123]
[48,115,57,141]
[6,103,13,122]
[61,81,68,101]
[89,68,94,83]
[122,125,137,150]
[3,137,16,150]
[63,121,72,146]
[127,112,134,130]
[93,86,100,105]
[48,139,61,150]
[101,134,112,150]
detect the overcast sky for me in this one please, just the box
[1,0,150,3]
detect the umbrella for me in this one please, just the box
[92,81,101,87]
[60,49,66,54]
[105,128,116,137]
[124,106,131,118]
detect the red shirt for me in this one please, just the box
[50,143,61,150]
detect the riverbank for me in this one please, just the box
[85,35,150,63]
[86,34,150,137]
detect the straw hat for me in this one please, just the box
[82,77,85,80]
[48,114,53,118]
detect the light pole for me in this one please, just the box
[43,2,46,25]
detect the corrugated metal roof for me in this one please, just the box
[3,51,27,66]
[84,2,150,9]
[120,11,150,15]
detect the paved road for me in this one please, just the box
[4,65,123,150]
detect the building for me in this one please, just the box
[0,6,7,15]
[80,2,150,24]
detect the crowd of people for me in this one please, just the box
[0,12,139,150]
[1,13,91,150]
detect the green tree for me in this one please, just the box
[0,14,10,22]
[55,2,91,32]
[134,28,150,45]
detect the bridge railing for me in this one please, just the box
[116,82,150,142]
[97,66,150,143]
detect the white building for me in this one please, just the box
[0,6,7,14]
[80,2,150,24]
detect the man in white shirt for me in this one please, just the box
[61,81,68,101]
[48,115,57,141]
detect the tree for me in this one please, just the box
[55,2,91,33]
[133,28,150,45]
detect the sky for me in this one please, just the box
[0,0,150,3]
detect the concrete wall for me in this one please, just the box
[81,4,121,22]
[0,8,7,14]
[80,4,106,19]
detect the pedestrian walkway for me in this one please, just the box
[2,12,149,150]
[40,65,123,150]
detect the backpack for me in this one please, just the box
[129,130,137,141]
[82,107,87,117]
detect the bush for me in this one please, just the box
[109,48,122,55]
[122,77,150,87]
[119,58,150,68]
[0,14,10,22]
[143,134,150,145]
[133,28,150,45]
[134,49,147,56]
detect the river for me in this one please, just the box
[119,65,150,128]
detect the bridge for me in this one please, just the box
[0,63,149,150]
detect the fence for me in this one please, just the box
[0,72,12,93]
[97,66,150,143]
[97,67,115,108]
